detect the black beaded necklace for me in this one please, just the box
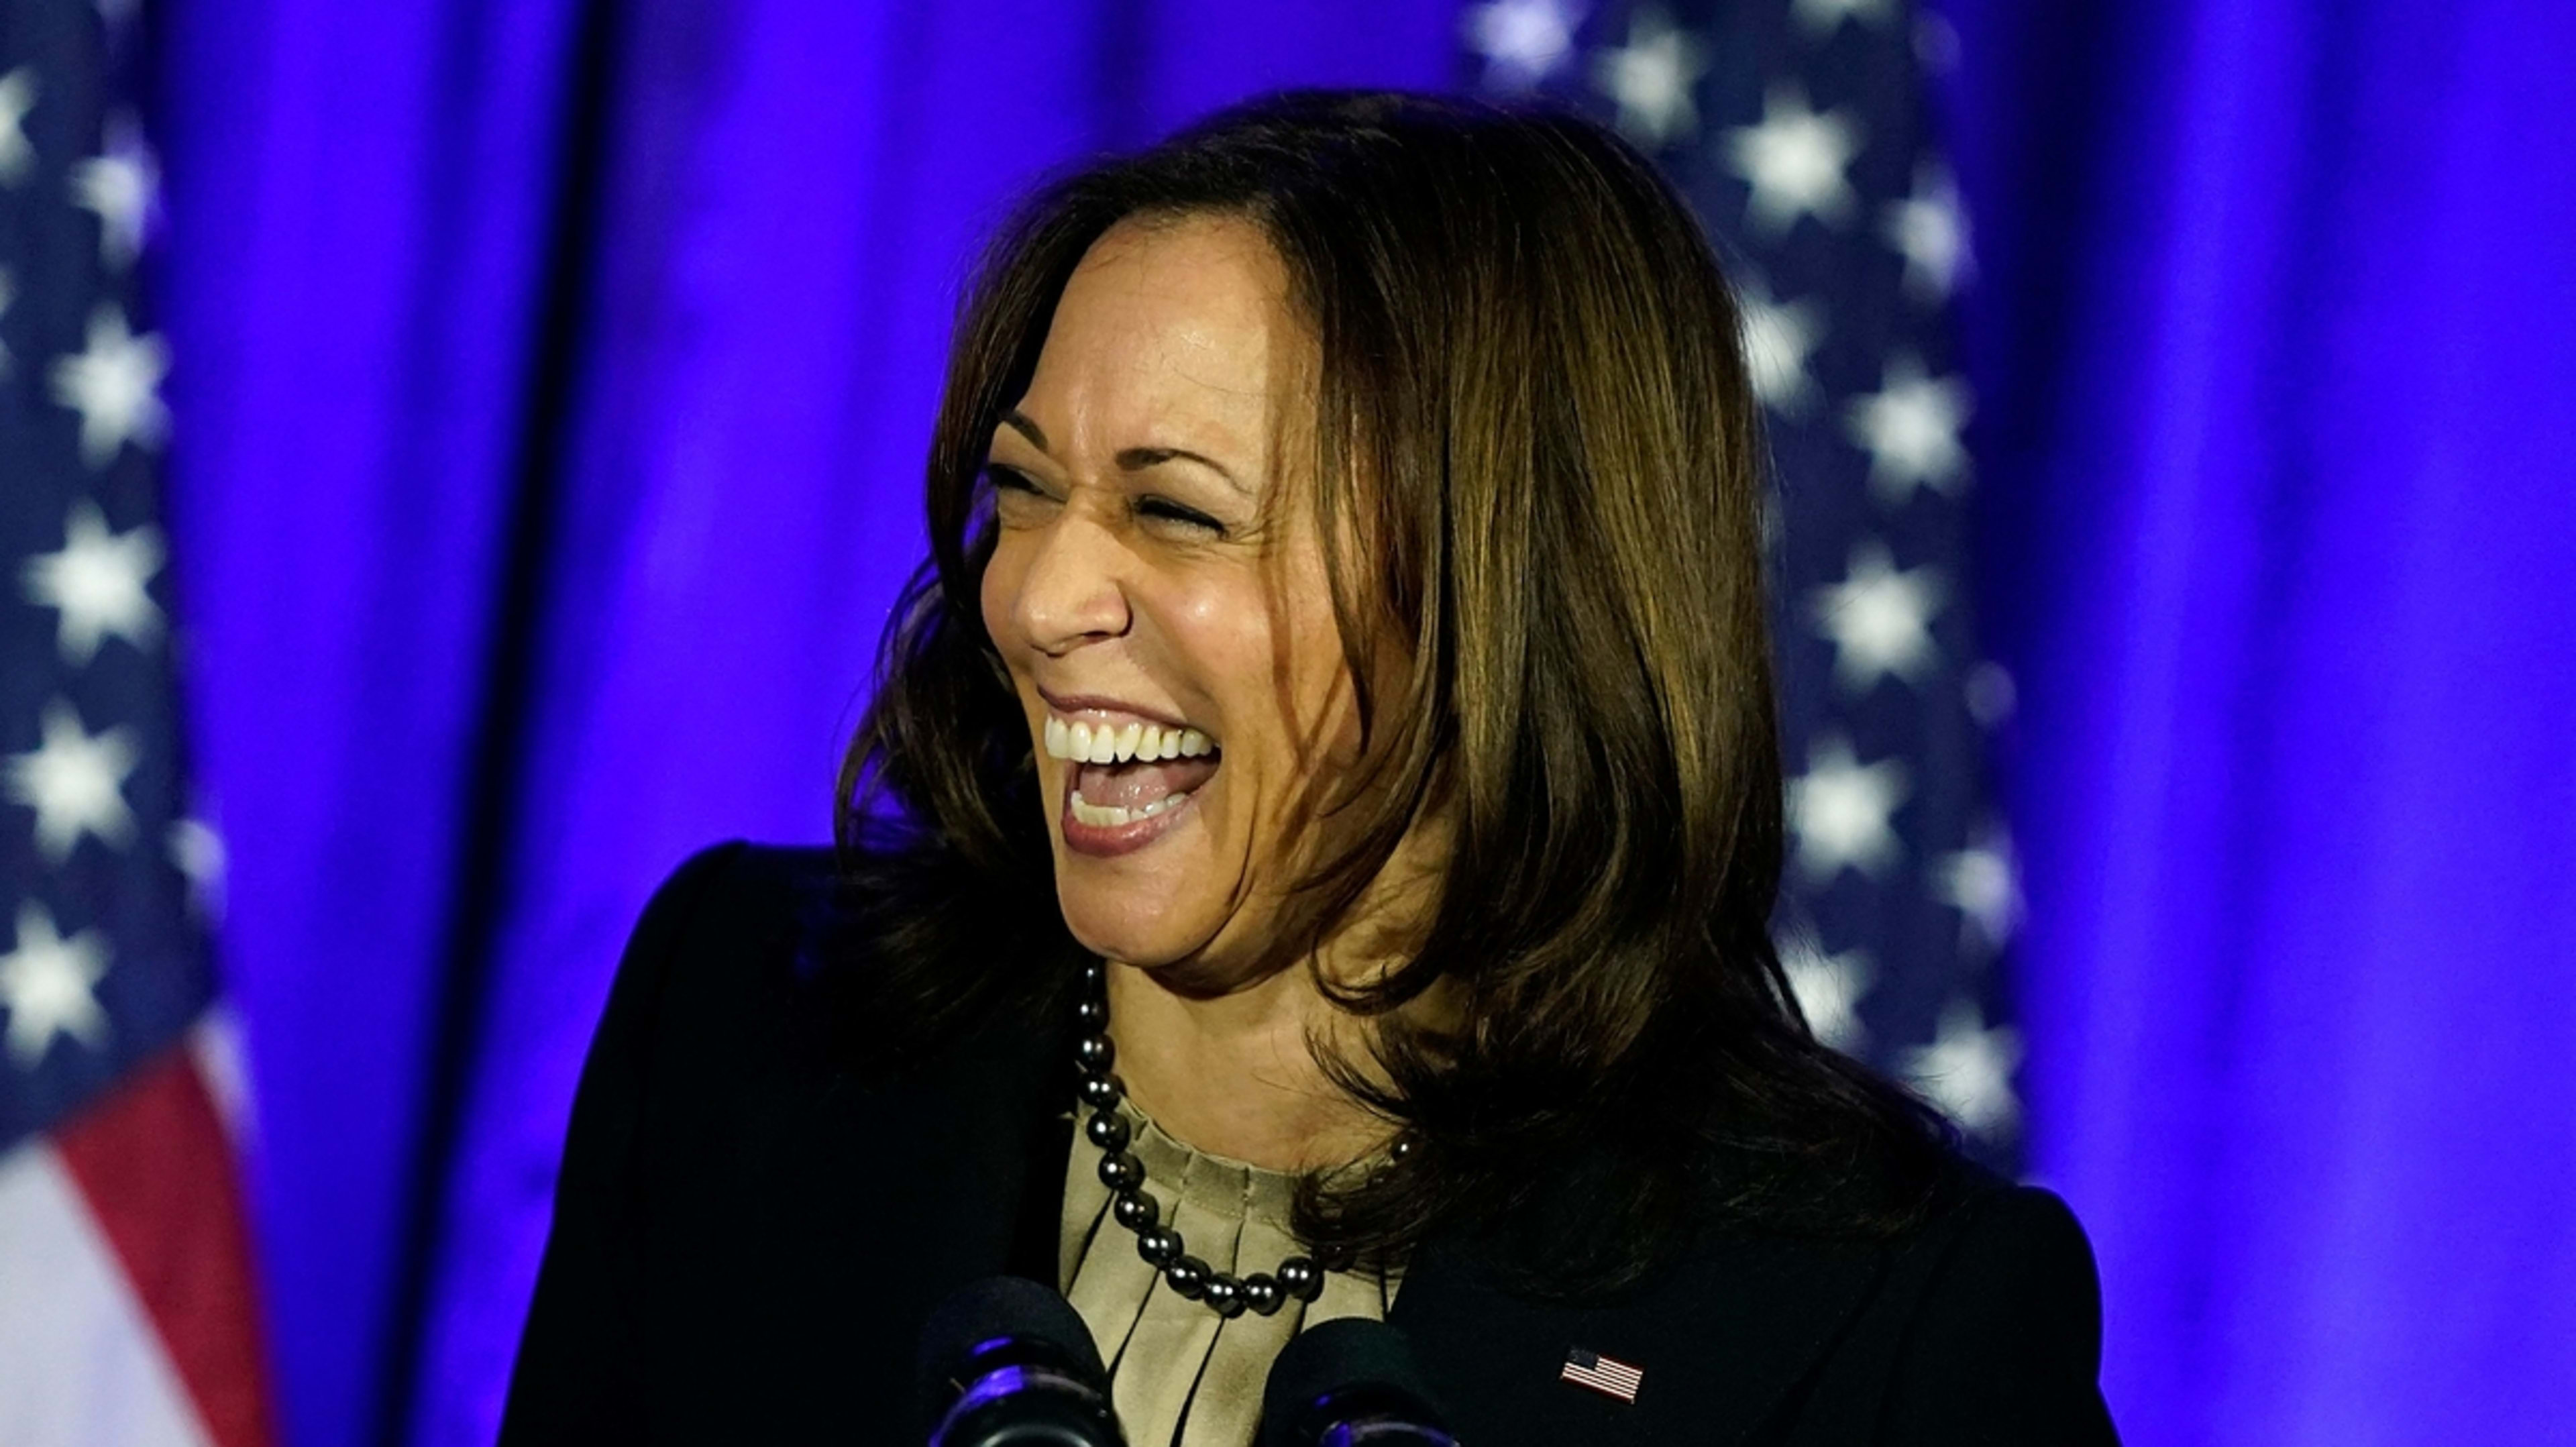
[1071,958,1342,1320]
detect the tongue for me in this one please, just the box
[1077,755,1220,809]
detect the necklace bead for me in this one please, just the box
[1200,1273,1246,1318]
[1097,1151,1143,1192]
[1242,1273,1285,1316]
[1165,1253,1210,1298]
[1085,1112,1132,1153]
[1074,1034,1116,1075]
[1275,1256,1322,1300]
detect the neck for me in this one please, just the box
[1101,808,1455,1173]
[1104,957,1388,1173]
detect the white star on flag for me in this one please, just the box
[1739,277,1823,415]
[1789,735,1909,882]
[170,814,229,924]
[1845,353,1972,502]
[1724,85,1864,235]
[1902,1000,2022,1139]
[21,498,164,664]
[1885,161,1973,301]
[1964,659,2017,728]
[1592,7,1706,146]
[0,68,35,186]
[5,698,140,862]
[1791,0,1896,34]
[1466,0,1584,92]
[48,304,170,468]
[1810,540,1947,693]
[0,904,113,1068]
[1915,11,1966,74]
[1935,821,2023,953]
[71,113,160,268]
[1781,937,1876,1051]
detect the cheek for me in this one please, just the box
[1159,574,1352,784]
[1157,582,1273,723]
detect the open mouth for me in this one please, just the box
[1042,713,1221,846]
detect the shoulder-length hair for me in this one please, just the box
[837,89,1947,1293]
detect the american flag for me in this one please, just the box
[1464,0,2023,1165]
[1560,1344,1647,1403]
[1,3,278,1444]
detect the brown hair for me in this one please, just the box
[837,90,1946,1293]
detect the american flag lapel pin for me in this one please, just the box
[1559,1345,1644,1404]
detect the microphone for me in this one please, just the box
[916,1277,1125,1446]
[1259,1318,1458,1447]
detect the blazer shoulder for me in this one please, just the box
[1906,1182,2106,1383]
[627,838,841,982]
[637,839,839,957]
[1799,1177,2115,1444]
[597,841,857,1091]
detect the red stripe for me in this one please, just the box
[54,1040,280,1447]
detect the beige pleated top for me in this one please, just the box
[1057,1100,1401,1447]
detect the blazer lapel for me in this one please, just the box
[1389,1222,1890,1444]
[746,1004,1074,1432]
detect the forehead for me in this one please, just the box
[1012,213,1303,464]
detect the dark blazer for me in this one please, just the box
[500,842,2118,1445]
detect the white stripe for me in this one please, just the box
[0,1139,218,1447]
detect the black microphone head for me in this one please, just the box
[916,1276,1110,1434]
[1259,1318,1454,1447]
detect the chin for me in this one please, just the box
[1050,851,1228,969]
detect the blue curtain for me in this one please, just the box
[156,1,590,1444]
[1945,0,2576,1440]
[152,1,2573,1444]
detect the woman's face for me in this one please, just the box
[979,213,1358,985]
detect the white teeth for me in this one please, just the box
[1069,789,1193,828]
[1039,713,1218,762]
[1069,791,1128,826]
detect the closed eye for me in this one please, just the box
[1138,496,1225,536]
[984,464,1044,495]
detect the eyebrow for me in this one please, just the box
[1000,409,1248,496]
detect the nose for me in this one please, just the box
[1010,509,1133,656]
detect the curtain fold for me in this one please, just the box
[1948,0,2576,1438]
[155,3,589,1444]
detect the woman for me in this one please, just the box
[501,91,2116,1445]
